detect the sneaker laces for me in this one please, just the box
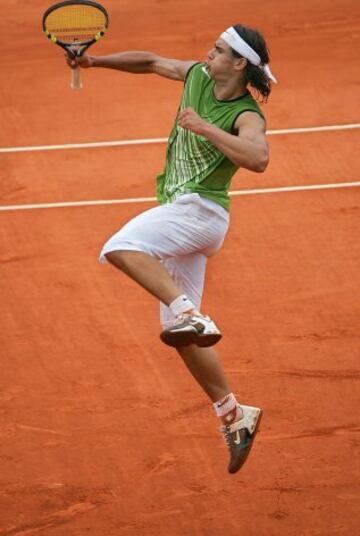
[173,312,201,326]
[221,426,232,449]
[172,313,189,326]
[220,418,246,449]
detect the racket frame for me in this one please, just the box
[42,0,109,90]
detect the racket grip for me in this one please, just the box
[71,66,82,91]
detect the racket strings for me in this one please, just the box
[44,5,106,43]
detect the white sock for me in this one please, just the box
[213,393,243,424]
[169,294,197,317]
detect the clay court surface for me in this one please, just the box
[1,0,359,534]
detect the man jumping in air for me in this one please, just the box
[68,23,276,473]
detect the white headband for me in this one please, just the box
[220,26,277,83]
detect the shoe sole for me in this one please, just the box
[160,330,222,348]
[228,410,263,474]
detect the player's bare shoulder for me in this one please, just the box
[151,57,198,81]
[234,110,266,137]
[234,111,268,170]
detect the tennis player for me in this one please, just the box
[68,24,276,473]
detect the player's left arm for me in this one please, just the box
[178,108,269,172]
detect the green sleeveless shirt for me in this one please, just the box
[156,62,265,210]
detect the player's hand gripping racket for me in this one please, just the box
[43,0,109,90]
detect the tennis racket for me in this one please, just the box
[43,0,109,91]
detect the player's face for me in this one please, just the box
[206,38,245,79]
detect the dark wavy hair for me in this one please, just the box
[231,24,272,102]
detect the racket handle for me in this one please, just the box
[71,66,82,91]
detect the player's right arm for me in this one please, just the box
[67,52,197,81]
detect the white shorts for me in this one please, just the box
[99,193,230,327]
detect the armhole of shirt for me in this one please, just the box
[231,109,266,134]
[184,62,202,85]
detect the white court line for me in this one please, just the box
[1,181,359,212]
[0,123,359,154]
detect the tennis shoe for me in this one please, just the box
[222,404,262,474]
[160,313,222,348]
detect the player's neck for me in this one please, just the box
[213,78,248,101]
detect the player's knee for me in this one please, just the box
[104,249,148,270]
[104,250,120,264]
[104,250,130,269]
